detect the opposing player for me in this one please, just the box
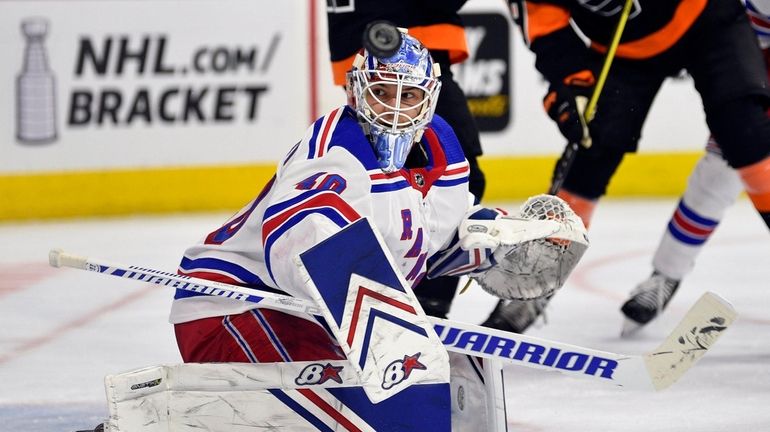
[498,0,770,335]
[620,0,770,335]
[166,30,586,430]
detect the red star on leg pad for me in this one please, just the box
[320,363,345,384]
[402,352,427,378]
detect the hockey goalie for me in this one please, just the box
[86,26,588,432]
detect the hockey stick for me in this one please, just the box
[548,0,633,195]
[49,248,736,392]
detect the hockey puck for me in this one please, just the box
[362,21,401,58]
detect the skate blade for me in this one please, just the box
[620,318,644,338]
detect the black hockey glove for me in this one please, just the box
[543,70,595,148]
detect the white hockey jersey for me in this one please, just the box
[170,106,473,324]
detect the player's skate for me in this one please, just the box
[481,297,547,333]
[621,272,680,337]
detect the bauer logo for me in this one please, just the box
[455,13,512,132]
[16,17,58,145]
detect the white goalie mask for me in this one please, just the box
[346,32,442,173]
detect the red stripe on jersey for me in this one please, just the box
[446,249,483,276]
[317,108,341,158]
[179,270,242,286]
[261,192,361,245]
[444,164,470,176]
[369,171,404,181]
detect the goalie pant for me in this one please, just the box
[174,309,503,431]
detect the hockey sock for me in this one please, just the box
[653,151,743,280]
[738,154,770,229]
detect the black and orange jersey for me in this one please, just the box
[509,0,709,83]
[327,1,470,85]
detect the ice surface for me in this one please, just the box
[0,199,767,431]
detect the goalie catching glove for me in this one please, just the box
[464,194,588,300]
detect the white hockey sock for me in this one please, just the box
[653,151,743,280]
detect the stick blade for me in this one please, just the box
[644,292,737,391]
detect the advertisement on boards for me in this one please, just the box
[1,1,309,173]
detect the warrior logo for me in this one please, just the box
[381,352,427,390]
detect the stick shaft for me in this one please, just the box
[584,0,634,123]
[50,249,732,391]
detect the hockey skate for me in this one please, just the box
[621,272,680,337]
[480,297,548,334]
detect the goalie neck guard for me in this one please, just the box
[346,30,442,173]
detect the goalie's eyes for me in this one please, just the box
[369,85,424,106]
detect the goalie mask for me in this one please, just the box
[346,31,442,173]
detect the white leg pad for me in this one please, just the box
[104,361,367,432]
[449,353,509,432]
[103,360,455,431]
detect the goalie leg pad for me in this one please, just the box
[296,218,450,403]
[103,362,451,432]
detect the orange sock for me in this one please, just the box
[738,155,770,228]
[556,189,597,228]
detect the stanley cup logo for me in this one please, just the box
[16,17,58,144]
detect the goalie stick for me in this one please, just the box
[49,248,736,392]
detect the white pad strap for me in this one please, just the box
[459,217,563,252]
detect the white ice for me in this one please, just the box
[0,198,768,431]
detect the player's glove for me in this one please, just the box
[543,70,595,148]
